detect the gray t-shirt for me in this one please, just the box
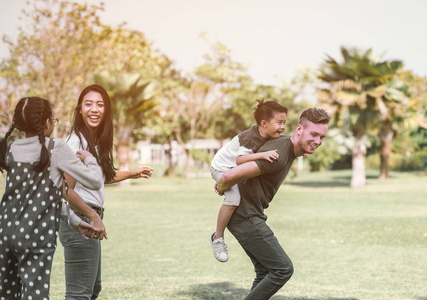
[230,135,296,222]
[7,136,103,227]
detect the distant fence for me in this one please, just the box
[132,139,226,167]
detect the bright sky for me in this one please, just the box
[1,0,427,86]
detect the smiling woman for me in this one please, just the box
[59,84,115,299]
[80,91,105,134]
[57,84,153,299]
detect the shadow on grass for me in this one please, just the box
[175,281,358,300]
[174,281,247,300]
[284,180,350,188]
[284,174,383,188]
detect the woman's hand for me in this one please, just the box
[76,150,93,162]
[129,166,154,179]
[90,213,107,240]
[76,220,98,240]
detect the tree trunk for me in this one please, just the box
[185,148,191,178]
[116,126,132,187]
[116,140,131,187]
[165,138,177,177]
[378,123,394,180]
[173,128,191,178]
[351,135,367,189]
[176,142,190,178]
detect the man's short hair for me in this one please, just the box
[299,108,332,126]
[254,99,288,125]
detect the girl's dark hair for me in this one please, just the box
[253,99,288,125]
[0,97,52,173]
[70,84,116,182]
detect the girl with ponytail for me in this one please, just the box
[0,97,104,299]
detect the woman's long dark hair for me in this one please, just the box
[69,84,116,182]
[0,97,52,173]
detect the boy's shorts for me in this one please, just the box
[210,167,241,206]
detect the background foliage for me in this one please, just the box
[0,0,426,184]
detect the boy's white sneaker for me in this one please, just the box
[210,233,228,262]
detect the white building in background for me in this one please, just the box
[133,138,304,172]
[133,139,225,166]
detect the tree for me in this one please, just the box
[91,26,175,180]
[0,0,177,179]
[94,26,186,177]
[154,78,226,178]
[151,37,252,177]
[222,65,316,140]
[319,47,408,188]
[92,72,159,177]
[194,34,254,135]
[150,75,190,176]
[395,72,427,170]
[0,0,108,137]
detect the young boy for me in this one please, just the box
[210,99,288,262]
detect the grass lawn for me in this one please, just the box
[2,169,427,299]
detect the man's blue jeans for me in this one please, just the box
[228,216,294,300]
[59,214,102,300]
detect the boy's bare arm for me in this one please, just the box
[216,161,262,194]
[236,150,278,165]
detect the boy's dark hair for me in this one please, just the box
[0,97,53,173]
[69,84,116,182]
[253,99,288,125]
[299,108,332,126]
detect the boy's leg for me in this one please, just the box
[210,167,242,262]
[210,204,237,262]
[210,181,240,262]
[217,180,241,237]
[214,204,237,239]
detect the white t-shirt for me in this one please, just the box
[211,125,266,172]
[67,132,105,208]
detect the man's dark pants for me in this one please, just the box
[228,216,294,300]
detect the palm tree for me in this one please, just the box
[375,79,411,179]
[93,72,159,184]
[156,80,223,178]
[319,47,408,188]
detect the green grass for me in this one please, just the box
[1,169,427,299]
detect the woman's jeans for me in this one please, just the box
[59,213,102,300]
[227,216,294,300]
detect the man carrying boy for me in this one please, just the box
[210,100,288,262]
[215,107,332,299]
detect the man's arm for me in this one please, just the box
[216,161,262,195]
